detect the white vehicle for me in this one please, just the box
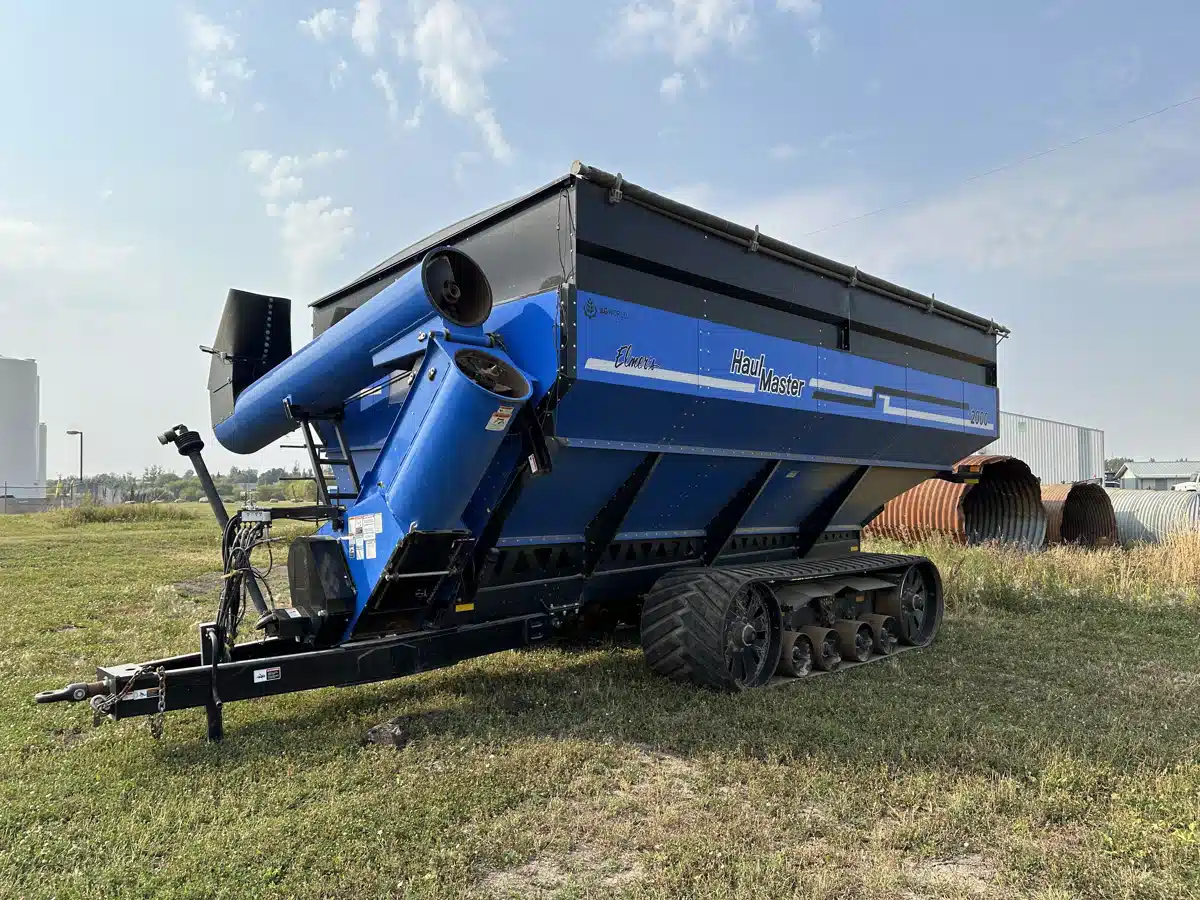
[1172,481,1200,492]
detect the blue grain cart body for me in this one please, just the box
[37,163,1008,739]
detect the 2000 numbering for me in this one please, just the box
[968,409,991,426]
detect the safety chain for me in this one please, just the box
[88,663,167,738]
[148,666,167,740]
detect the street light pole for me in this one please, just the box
[67,430,83,502]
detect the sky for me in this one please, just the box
[1,0,1198,481]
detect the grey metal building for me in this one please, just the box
[981,411,1104,485]
[1114,461,1200,491]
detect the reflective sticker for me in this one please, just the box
[253,666,282,684]
[455,602,475,612]
[486,406,514,431]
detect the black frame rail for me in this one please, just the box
[35,613,550,740]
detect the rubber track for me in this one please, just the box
[640,553,931,691]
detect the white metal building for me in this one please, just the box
[1114,461,1200,491]
[0,355,47,499]
[981,411,1104,485]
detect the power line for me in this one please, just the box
[802,92,1200,238]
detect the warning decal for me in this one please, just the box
[253,666,282,684]
[485,406,515,431]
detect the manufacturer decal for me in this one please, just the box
[729,348,806,398]
[584,298,628,320]
[253,666,282,684]
[614,344,657,371]
[486,405,515,431]
[130,688,160,701]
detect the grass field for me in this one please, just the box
[2,506,1199,899]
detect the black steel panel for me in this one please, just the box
[830,467,939,528]
[573,179,998,371]
[576,255,839,348]
[312,187,574,337]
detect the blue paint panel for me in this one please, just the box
[579,296,700,396]
[618,454,764,537]
[575,293,998,439]
[905,367,965,434]
[740,461,862,530]
[487,291,560,405]
[553,380,985,468]
[498,447,644,543]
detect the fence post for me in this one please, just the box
[3,483,6,514]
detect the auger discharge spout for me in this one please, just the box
[211,247,493,455]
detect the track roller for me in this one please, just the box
[860,614,899,655]
[833,620,873,663]
[776,631,814,677]
[800,626,841,671]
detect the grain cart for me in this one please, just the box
[36,163,1007,740]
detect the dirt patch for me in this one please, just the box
[162,572,225,598]
[906,853,998,895]
[362,720,411,749]
[481,848,642,898]
[51,623,80,632]
[613,744,699,804]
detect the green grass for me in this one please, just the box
[2,512,1198,899]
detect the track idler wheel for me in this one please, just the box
[877,562,943,646]
[833,620,873,663]
[776,631,814,677]
[860,614,900,655]
[800,626,841,671]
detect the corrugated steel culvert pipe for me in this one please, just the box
[1103,488,1200,545]
[864,455,1047,549]
[1041,483,1119,547]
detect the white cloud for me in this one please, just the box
[276,197,355,284]
[99,188,114,202]
[331,57,349,88]
[406,0,512,161]
[806,25,829,54]
[372,68,399,119]
[726,116,1200,285]
[777,0,821,17]
[183,11,253,105]
[614,0,753,65]
[0,218,135,273]
[769,143,797,160]
[352,0,382,56]
[660,71,685,100]
[299,8,345,41]
[239,149,354,287]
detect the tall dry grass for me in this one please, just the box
[46,502,199,528]
[866,531,1200,612]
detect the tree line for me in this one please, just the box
[47,463,319,504]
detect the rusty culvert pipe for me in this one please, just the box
[1041,483,1118,547]
[864,455,1047,549]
